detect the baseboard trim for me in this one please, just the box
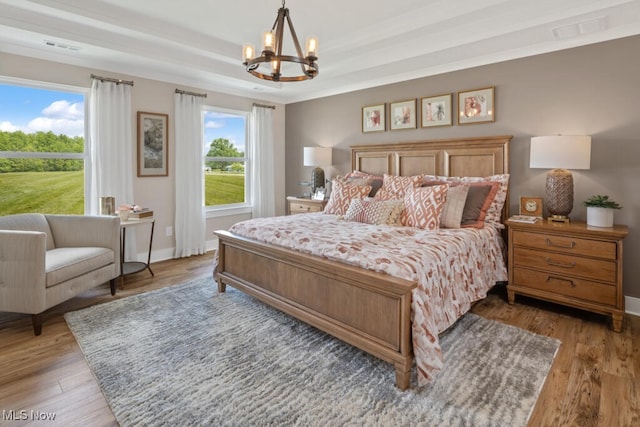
[139,238,219,264]
[625,295,640,317]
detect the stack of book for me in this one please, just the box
[508,215,538,223]
[128,208,153,220]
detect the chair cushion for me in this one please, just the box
[45,247,115,288]
[0,213,56,250]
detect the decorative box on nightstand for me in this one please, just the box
[286,196,327,215]
[505,219,629,332]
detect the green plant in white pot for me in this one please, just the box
[583,195,622,227]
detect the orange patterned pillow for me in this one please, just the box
[324,180,372,215]
[403,185,449,230]
[345,171,383,196]
[374,174,423,200]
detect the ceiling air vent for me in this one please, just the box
[552,17,606,40]
[44,40,81,51]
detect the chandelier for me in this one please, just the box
[242,1,318,82]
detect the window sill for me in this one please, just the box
[205,205,252,218]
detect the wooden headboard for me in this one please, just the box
[351,135,512,220]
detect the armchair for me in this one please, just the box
[0,214,121,335]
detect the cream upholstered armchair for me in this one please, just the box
[0,213,121,335]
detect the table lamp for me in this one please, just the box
[530,135,591,222]
[303,146,332,195]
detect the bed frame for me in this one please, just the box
[214,135,511,390]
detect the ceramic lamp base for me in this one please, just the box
[545,168,574,219]
[310,167,325,194]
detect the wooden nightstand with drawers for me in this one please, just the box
[506,219,628,332]
[286,196,327,215]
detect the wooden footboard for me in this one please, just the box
[214,230,417,390]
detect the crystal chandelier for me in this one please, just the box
[242,1,318,82]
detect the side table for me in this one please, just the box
[506,219,628,331]
[120,217,155,277]
[287,196,327,215]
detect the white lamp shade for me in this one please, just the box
[303,146,332,167]
[530,135,591,170]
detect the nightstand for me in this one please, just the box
[286,196,327,215]
[506,219,628,332]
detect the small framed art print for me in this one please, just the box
[390,99,417,130]
[457,86,495,125]
[137,111,169,177]
[362,103,386,133]
[421,93,452,128]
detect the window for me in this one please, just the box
[0,78,87,215]
[203,108,249,210]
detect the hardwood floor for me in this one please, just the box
[1,252,638,426]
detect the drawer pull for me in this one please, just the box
[545,238,575,249]
[545,257,576,268]
[546,275,576,287]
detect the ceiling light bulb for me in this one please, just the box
[306,36,318,57]
[242,44,255,62]
[263,31,275,53]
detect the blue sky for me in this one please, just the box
[0,84,85,137]
[0,83,246,154]
[203,110,246,155]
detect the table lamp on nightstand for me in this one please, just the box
[303,146,332,196]
[529,135,591,222]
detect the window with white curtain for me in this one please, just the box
[202,107,250,210]
[0,78,87,215]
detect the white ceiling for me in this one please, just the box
[1,0,640,104]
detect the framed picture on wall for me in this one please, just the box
[389,99,417,130]
[457,86,495,125]
[420,93,452,128]
[137,111,169,177]
[362,103,386,133]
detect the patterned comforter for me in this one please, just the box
[220,213,508,385]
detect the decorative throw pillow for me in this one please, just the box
[343,199,405,225]
[374,174,423,200]
[460,183,499,228]
[345,171,384,197]
[385,200,405,226]
[423,174,509,227]
[460,174,509,226]
[324,179,372,216]
[403,184,449,230]
[439,184,469,228]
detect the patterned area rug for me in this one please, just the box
[65,278,560,427]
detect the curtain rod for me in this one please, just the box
[175,89,207,98]
[90,73,134,86]
[253,102,276,110]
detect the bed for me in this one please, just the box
[214,135,512,390]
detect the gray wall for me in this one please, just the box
[285,35,640,299]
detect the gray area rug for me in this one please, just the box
[65,278,560,427]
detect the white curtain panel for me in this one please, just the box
[250,105,275,218]
[87,79,136,259]
[174,93,206,258]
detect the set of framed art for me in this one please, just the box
[362,86,494,133]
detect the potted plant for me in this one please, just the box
[583,195,622,227]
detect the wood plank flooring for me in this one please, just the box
[0,252,638,426]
